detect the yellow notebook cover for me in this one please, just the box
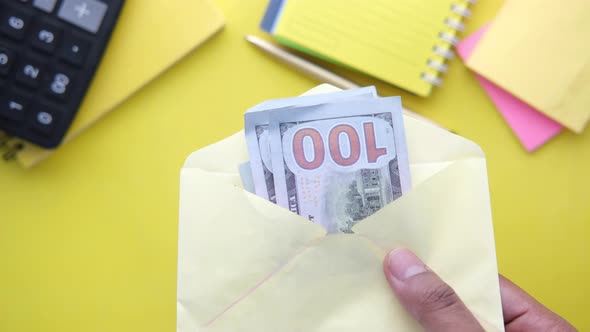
[15,0,224,168]
[467,0,590,133]
[262,0,473,97]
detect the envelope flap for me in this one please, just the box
[203,234,422,332]
[200,159,503,332]
[353,158,504,331]
[177,166,326,328]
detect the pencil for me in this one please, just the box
[245,35,444,129]
[246,35,360,90]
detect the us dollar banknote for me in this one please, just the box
[268,97,411,233]
[244,87,377,203]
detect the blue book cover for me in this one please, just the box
[260,0,287,33]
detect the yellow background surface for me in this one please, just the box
[0,0,588,331]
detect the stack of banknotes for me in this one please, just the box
[240,87,411,233]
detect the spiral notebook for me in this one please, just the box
[1,0,224,168]
[261,0,474,97]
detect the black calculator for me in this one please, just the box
[0,0,124,149]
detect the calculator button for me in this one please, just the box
[0,47,14,75]
[0,0,123,148]
[31,22,62,54]
[31,106,59,134]
[45,69,74,100]
[15,58,45,88]
[0,93,29,123]
[1,10,31,40]
[33,0,58,13]
[58,0,108,34]
[59,34,90,66]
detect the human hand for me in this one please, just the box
[383,248,577,331]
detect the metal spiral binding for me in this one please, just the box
[421,73,443,87]
[420,1,473,88]
[433,45,455,60]
[445,18,465,32]
[0,131,24,162]
[427,59,448,73]
[451,3,472,18]
[438,32,460,46]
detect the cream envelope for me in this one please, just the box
[177,90,504,332]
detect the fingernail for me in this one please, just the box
[387,248,428,281]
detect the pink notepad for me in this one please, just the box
[456,25,562,152]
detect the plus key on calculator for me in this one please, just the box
[0,0,124,148]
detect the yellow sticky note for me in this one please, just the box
[467,0,590,133]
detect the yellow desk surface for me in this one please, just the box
[0,0,588,331]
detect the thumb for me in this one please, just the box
[383,248,484,332]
